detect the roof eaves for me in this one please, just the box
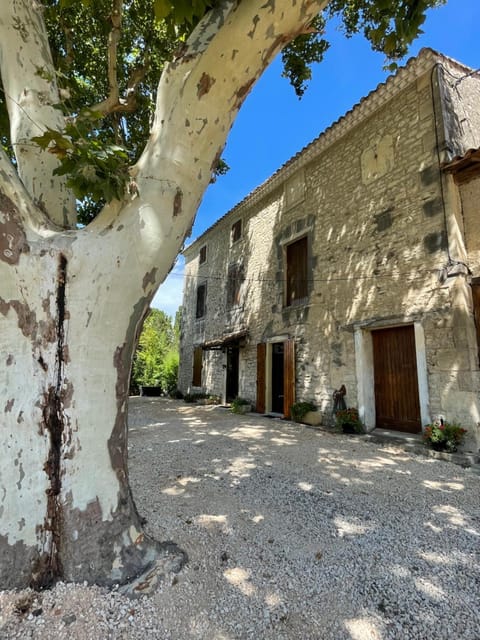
[185,48,472,254]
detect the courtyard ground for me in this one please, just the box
[1,397,479,639]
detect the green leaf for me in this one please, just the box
[154,0,174,21]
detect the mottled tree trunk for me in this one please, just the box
[0,0,327,589]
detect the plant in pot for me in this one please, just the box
[231,397,252,414]
[291,401,320,425]
[423,419,467,452]
[335,407,363,434]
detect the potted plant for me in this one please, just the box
[335,407,363,434]
[423,419,467,452]
[291,401,321,425]
[231,397,252,414]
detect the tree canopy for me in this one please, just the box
[0,0,445,224]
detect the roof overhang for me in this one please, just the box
[201,329,248,350]
[443,148,480,185]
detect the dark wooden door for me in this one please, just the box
[271,343,284,413]
[256,343,266,413]
[471,281,480,366]
[372,326,421,433]
[226,346,239,401]
[283,339,295,419]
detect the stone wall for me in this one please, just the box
[179,51,480,451]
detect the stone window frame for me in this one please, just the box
[199,245,207,264]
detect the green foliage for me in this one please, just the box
[230,397,252,414]
[161,349,179,395]
[183,392,220,404]
[32,114,130,204]
[131,308,179,391]
[0,0,445,219]
[154,0,219,34]
[423,419,467,452]
[335,407,364,433]
[281,16,329,98]
[327,0,446,67]
[291,401,317,423]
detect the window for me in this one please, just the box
[199,245,207,264]
[231,219,242,243]
[285,236,308,306]
[227,264,244,308]
[196,283,206,318]
[192,347,203,386]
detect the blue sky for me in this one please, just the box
[152,0,480,316]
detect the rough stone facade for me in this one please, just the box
[179,49,480,452]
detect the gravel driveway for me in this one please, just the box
[1,397,479,639]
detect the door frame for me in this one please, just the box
[258,335,295,416]
[354,321,430,431]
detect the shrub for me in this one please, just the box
[291,401,317,423]
[184,392,209,404]
[231,397,251,414]
[335,407,363,433]
[423,419,467,452]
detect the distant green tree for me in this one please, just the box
[131,308,179,392]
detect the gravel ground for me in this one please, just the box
[1,397,479,639]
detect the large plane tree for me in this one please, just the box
[0,0,443,590]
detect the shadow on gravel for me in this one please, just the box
[127,397,480,640]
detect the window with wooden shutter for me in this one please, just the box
[227,263,244,308]
[285,236,308,306]
[196,283,206,318]
[192,347,203,386]
[199,245,207,264]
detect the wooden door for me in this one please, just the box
[283,339,295,419]
[372,326,421,433]
[471,281,480,366]
[256,343,266,413]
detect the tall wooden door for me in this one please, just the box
[256,343,266,413]
[372,326,421,433]
[283,339,295,419]
[471,280,480,366]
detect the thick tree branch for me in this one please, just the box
[87,0,146,117]
[90,0,329,303]
[90,0,124,115]
[0,1,76,228]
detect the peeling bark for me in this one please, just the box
[0,0,329,589]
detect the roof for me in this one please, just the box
[184,48,476,258]
[443,148,480,184]
[201,329,248,350]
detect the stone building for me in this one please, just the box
[178,48,480,451]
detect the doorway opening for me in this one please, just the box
[271,342,285,413]
[226,346,239,401]
[256,338,295,418]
